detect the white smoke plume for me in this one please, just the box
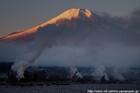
[11,47,44,80]
[104,73,109,81]
[92,65,109,81]
[69,66,83,79]
[113,68,125,81]
[11,25,51,79]
[11,24,98,79]
[10,14,140,80]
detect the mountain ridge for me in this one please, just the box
[0,8,112,43]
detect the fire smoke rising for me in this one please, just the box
[11,47,44,79]
[10,9,140,80]
[11,24,140,80]
[69,66,83,79]
[10,24,87,79]
[92,65,109,81]
[113,68,125,81]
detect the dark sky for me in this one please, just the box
[0,0,140,37]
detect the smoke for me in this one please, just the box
[99,43,140,68]
[113,68,125,81]
[69,66,83,79]
[99,8,140,34]
[92,65,105,80]
[9,9,140,80]
[11,24,102,79]
[11,46,44,79]
[92,65,109,81]
[11,24,140,80]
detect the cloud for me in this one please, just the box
[100,8,140,34]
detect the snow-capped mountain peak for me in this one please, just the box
[0,8,109,43]
[59,8,93,19]
[40,8,95,27]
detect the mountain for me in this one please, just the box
[0,8,112,44]
[1,8,140,69]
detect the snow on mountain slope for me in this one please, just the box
[0,8,111,43]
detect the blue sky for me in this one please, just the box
[0,0,140,37]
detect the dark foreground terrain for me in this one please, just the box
[0,83,140,93]
[0,65,140,93]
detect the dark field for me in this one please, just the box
[0,63,140,93]
[0,84,140,93]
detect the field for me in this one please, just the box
[0,64,140,93]
[0,83,140,93]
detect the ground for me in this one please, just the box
[0,84,140,93]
